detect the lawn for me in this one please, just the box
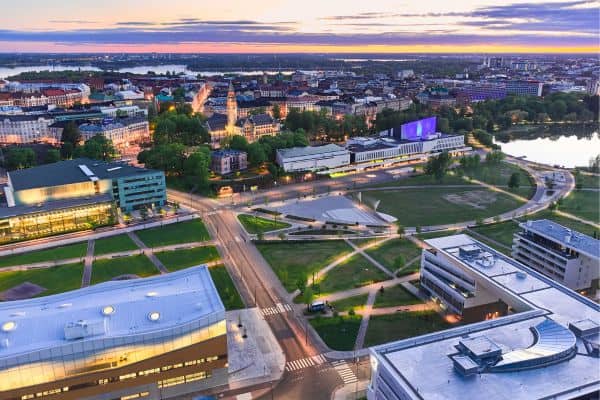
[470,220,521,248]
[136,219,210,247]
[330,294,369,312]
[156,246,221,272]
[91,255,159,284]
[237,214,291,234]
[364,311,452,347]
[366,238,421,271]
[94,234,139,256]
[0,242,87,268]
[364,172,472,188]
[0,262,84,297]
[415,229,462,240]
[318,254,390,295]
[310,315,362,351]
[363,187,524,227]
[208,264,244,310]
[463,161,535,198]
[575,172,600,189]
[373,285,422,308]
[256,240,353,292]
[560,191,599,224]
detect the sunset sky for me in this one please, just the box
[0,0,598,53]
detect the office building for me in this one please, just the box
[512,219,599,291]
[0,159,166,243]
[211,149,248,175]
[79,118,150,153]
[369,234,600,400]
[505,80,544,97]
[276,144,350,172]
[0,266,228,400]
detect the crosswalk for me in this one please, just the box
[331,360,358,384]
[285,354,327,372]
[261,303,293,316]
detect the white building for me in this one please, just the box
[79,117,150,151]
[276,144,350,172]
[0,114,60,144]
[369,234,600,400]
[512,219,599,291]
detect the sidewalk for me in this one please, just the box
[317,273,419,303]
[332,380,369,400]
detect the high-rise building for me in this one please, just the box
[512,219,599,292]
[226,82,237,136]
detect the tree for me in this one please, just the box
[247,142,267,166]
[272,103,281,120]
[60,142,74,159]
[183,148,210,189]
[4,147,36,170]
[227,135,249,152]
[396,224,405,236]
[303,286,314,307]
[75,135,116,161]
[437,117,450,133]
[296,275,307,294]
[508,172,521,189]
[549,100,567,120]
[61,121,81,146]
[485,150,505,164]
[424,151,452,181]
[44,149,61,164]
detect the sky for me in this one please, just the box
[0,0,598,53]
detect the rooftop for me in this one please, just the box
[0,265,224,360]
[371,234,600,400]
[520,219,600,259]
[0,194,112,218]
[276,144,348,159]
[8,158,161,191]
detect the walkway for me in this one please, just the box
[354,291,376,350]
[127,231,169,274]
[344,239,394,278]
[81,240,95,287]
[317,273,419,303]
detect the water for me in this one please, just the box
[0,65,101,79]
[496,132,600,168]
[116,65,295,77]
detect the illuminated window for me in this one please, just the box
[119,372,136,381]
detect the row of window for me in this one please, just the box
[158,371,211,389]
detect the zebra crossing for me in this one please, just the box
[285,354,327,372]
[261,303,293,316]
[331,360,358,384]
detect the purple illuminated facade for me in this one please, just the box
[400,117,437,141]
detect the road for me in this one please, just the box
[168,190,349,400]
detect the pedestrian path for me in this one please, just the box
[331,360,358,384]
[285,354,327,372]
[261,303,293,316]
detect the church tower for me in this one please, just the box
[226,81,237,135]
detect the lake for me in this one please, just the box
[496,132,600,168]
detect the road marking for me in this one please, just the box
[331,360,358,384]
[236,394,252,400]
[311,354,327,365]
[285,356,316,372]
[235,236,241,243]
[261,303,292,316]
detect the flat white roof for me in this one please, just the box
[0,266,225,360]
[372,234,600,400]
[276,144,348,159]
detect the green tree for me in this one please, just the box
[424,151,452,181]
[247,142,267,166]
[44,148,61,164]
[303,286,314,307]
[75,135,116,161]
[436,117,450,133]
[183,148,210,189]
[272,103,281,119]
[61,121,81,146]
[4,147,36,170]
[508,172,521,189]
[485,150,505,164]
[227,135,249,152]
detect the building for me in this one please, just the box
[369,234,600,400]
[276,144,350,172]
[79,117,150,153]
[512,219,599,292]
[0,114,60,144]
[211,149,248,175]
[456,85,507,105]
[0,266,228,400]
[0,159,166,243]
[235,113,280,142]
[505,80,544,97]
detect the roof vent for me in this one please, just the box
[59,303,72,308]
[102,306,115,316]
[146,291,158,298]
[516,271,527,280]
[148,312,161,322]
[64,320,106,340]
[1,321,16,332]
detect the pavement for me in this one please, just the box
[126,231,169,274]
[354,291,376,350]
[81,240,95,287]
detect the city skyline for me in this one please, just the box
[0,0,598,53]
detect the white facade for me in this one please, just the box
[0,115,59,144]
[276,144,350,172]
[512,220,600,291]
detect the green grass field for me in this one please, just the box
[256,240,353,292]
[364,172,472,188]
[136,219,210,247]
[415,229,462,240]
[366,238,421,271]
[330,294,369,312]
[373,285,422,308]
[560,191,599,224]
[156,246,221,272]
[363,187,524,227]
[94,234,139,256]
[364,311,451,347]
[575,172,600,188]
[209,264,244,310]
[319,254,389,294]
[0,262,84,297]
[237,214,290,234]
[310,315,362,351]
[91,255,159,284]
[0,242,87,268]
[463,161,535,198]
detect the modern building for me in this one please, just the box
[276,144,350,172]
[0,159,166,243]
[211,149,248,175]
[369,234,600,400]
[512,219,599,292]
[0,265,228,400]
[505,80,544,97]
